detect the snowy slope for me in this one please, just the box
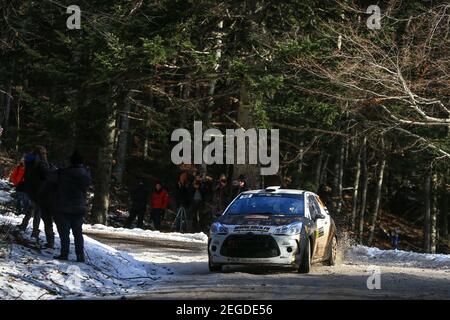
[0,179,13,205]
[0,213,171,300]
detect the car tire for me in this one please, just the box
[298,238,311,274]
[326,236,338,266]
[208,249,222,272]
[208,259,222,272]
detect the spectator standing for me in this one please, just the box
[126,182,149,229]
[211,174,231,218]
[232,174,249,199]
[150,181,169,230]
[189,173,211,232]
[54,151,91,262]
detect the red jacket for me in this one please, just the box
[151,189,170,209]
[10,164,25,187]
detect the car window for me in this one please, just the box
[308,195,320,218]
[225,193,305,216]
[312,197,323,215]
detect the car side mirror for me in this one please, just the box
[315,213,326,220]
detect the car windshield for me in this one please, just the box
[224,193,305,216]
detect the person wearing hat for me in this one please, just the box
[53,150,91,262]
[232,174,249,199]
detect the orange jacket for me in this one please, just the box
[151,189,170,209]
[10,164,25,187]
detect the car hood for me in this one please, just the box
[219,214,305,227]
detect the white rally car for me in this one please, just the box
[208,187,337,273]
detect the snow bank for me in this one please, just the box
[0,190,12,205]
[0,179,12,190]
[0,214,171,300]
[345,245,450,270]
[0,179,13,205]
[84,224,208,244]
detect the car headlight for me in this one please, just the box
[273,222,303,236]
[210,222,229,235]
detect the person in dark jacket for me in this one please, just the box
[126,182,149,229]
[54,150,91,262]
[211,174,231,218]
[188,173,211,232]
[232,174,249,199]
[150,181,169,230]
[391,227,400,250]
[21,146,55,248]
[175,171,191,209]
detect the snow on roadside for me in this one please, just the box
[0,190,12,205]
[0,180,13,205]
[344,245,450,270]
[84,224,208,244]
[0,214,172,300]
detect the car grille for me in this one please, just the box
[220,234,281,258]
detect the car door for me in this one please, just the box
[308,195,329,259]
[315,195,332,258]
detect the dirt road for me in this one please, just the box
[86,231,450,299]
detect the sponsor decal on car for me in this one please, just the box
[315,227,324,238]
[233,225,271,233]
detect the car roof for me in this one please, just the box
[241,187,310,195]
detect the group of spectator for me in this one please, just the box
[9,147,91,262]
[126,171,249,233]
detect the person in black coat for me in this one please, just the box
[54,150,91,262]
[188,173,211,232]
[21,146,56,248]
[175,171,191,209]
[211,174,231,217]
[125,182,149,229]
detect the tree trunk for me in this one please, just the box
[431,171,438,253]
[91,111,116,225]
[320,153,330,186]
[351,142,362,230]
[424,169,431,253]
[368,136,386,245]
[358,136,368,243]
[441,169,449,240]
[333,137,345,215]
[143,92,153,160]
[204,20,223,125]
[15,94,21,152]
[233,80,260,189]
[297,141,305,177]
[314,151,324,190]
[2,81,12,127]
[112,92,132,184]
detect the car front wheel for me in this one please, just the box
[298,238,311,274]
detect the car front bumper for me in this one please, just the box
[209,233,300,266]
